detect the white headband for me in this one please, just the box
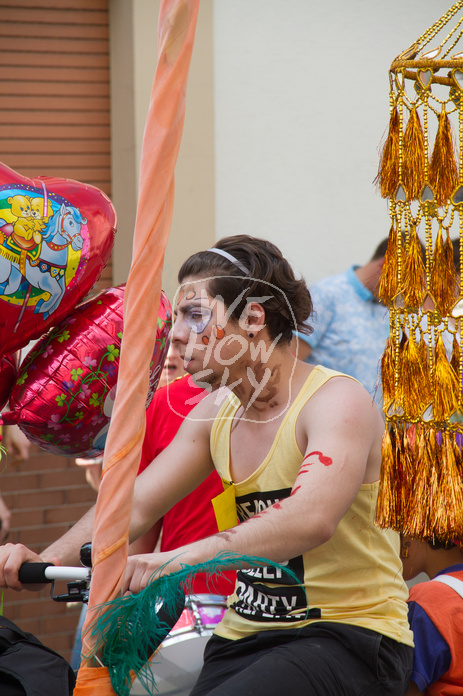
[206,248,250,275]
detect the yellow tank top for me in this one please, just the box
[210,365,414,646]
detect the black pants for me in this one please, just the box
[189,623,413,696]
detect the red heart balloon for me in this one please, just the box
[2,286,172,457]
[0,351,19,411]
[0,161,116,359]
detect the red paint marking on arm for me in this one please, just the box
[299,462,312,470]
[302,451,333,466]
[290,485,302,497]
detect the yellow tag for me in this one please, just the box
[212,481,237,531]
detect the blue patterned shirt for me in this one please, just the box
[295,267,389,401]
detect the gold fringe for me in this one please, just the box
[418,336,432,408]
[375,107,400,199]
[376,424,398,529]
[402,108,426,201]
[401,226,426,308]
[444,231,459,301]
[0,245,19,264]
[432,431,463,540]
[418,335,429,365]
[429,106,459,207]
[394,331,408,413]
[380,336,396,408]
[400,333,431,419]
[396,425,415,529]
[377,225,401,303]
[430,227,458,316]
[403,427,436,539]
[433,336,460,422]
[450,334,461,378]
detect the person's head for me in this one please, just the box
[173,235,312,387]
[355,237,389,297]
[400,534,463,580]
[158,341,187,389]
[370,238,389,262]
[363,234,426,298]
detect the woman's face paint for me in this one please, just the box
[213,325,225,340]
[202,324,226,345]
[183,305,213,334]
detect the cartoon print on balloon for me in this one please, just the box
[3,287,172,457]
[91,319,168,451]
[14,327,123,456]
[92,385,117,452]
[0,182,87,323]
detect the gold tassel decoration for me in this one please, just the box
[393,331,409,413]
[433,431,463,540]
[433,336,460,422]
[404,427,436,539]
[375,107,400,198]
[376,424,399,529]
[380,335,396,409]
[429,226,458,316]
[418,336,432,409]
[402,107,426,201]
[377,225,401,303]
[429,106,459,207]
[418,335,429,366]
[396,425,415,529]
[401,226,426,309]
[376,5,463,542]
[444,231,459,304]
[399,332,431,419]
[450,334,461,378]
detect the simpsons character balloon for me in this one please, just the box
[0,161,116,360]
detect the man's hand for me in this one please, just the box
[0,543,45,591]
[0,495,11,543]
[122,551,185,595]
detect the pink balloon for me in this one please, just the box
[2,286,171,457]
[0,161,116,359]
[0,351,19,411]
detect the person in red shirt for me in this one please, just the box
[137,370,235,595]
[71,350,234,671]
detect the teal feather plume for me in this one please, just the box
[85,552,302,696]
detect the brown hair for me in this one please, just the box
[178,235,313,344]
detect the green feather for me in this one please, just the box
[85,552,302,696]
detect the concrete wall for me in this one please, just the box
[110,0,455,294]
[110,0,215,303]
[213,0,453,285]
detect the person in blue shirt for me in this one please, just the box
[292,239,389,403]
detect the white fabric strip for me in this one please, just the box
[431,574,463,598]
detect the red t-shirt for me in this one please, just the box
[139,375,235,595]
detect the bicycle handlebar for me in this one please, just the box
[18,563,91,584]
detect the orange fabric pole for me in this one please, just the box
[74,1,200,692]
